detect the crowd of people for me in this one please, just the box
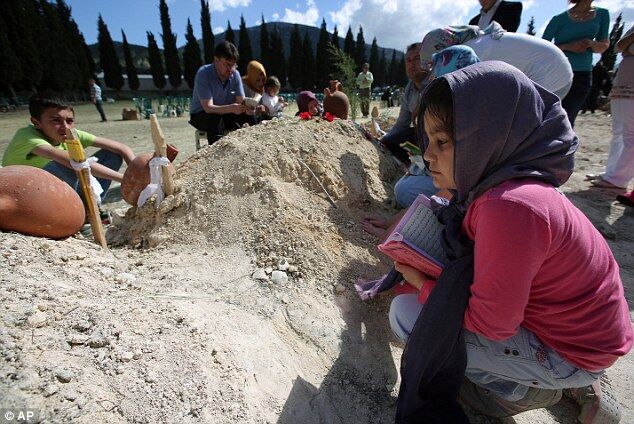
[1,1,632,422]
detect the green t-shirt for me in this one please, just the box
[2,125,96,168]
[542,8,610,72]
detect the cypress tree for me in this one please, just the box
[377,50,387,87]
[355,26,366,70]
[183,18,203,89]
[159,0,182,89]
[369,37,379,79]
[0,15,22,97]
[39,0,75,90]
[331,25,339,50]
[388,50,398,85]
[315,18,330,89]
[601,13,624,72]
[122,30,140,91]
[343,26,355,58]
[398,54,407,86]
[0,1,42,92]
[259,15,271,70]
[56,0,90,89]
[200,0,215,64]
[270,26,287,87]
[147,31,166,89]
[288,24,303,89]
[526,16,536,35]
[301,32,315,90]
[97,14,124,90]
[225,21,235,44]
[238,15,253,74]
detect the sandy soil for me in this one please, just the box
[0,105,632,424]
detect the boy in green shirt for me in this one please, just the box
[2,92,134,201]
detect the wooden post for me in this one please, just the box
[149,114,174,196]
[65,128,108,249]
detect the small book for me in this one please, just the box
[378,194,447,279]
[399,141,422,156]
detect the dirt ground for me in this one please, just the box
[0,102,632,424]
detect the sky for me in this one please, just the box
[68,0,633,51]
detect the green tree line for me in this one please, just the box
[0,0,409,96]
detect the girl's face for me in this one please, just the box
[423,110,456,190]
[308,99,319,115]
[267,86,279,97]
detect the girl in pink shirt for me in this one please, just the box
[390,61,632,423]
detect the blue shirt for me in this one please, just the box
[542,8,609,72]
[190,64,245,114]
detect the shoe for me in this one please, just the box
[459,378,562,418]
[591,177,625,189]
[98,208,111,225]
[564,375,621,424]
[616,192,634,207]
[585,173,603,181]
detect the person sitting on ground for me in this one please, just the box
[2,92,134,204]
[390,61,632,423]
[189,41,257,145]
[420,23,573,99]
[260,76,287,119]
[294,91,322,117]
[362,45,480,237]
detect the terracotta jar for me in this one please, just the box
[121,144,178,206]
[0,165,85,239]
[323,81,350,120]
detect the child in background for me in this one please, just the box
[260,76,287,118]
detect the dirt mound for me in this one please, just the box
[108,118,402,289]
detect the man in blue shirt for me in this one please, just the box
[189,41,256,144]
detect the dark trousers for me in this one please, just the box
[189,111,257,144]
[95,100,107,121]
[359,87,370,117]
[381,126,416,165]
[562,71,591,128]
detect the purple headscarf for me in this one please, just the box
[421,60,578,210]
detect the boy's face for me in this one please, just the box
[31,107,75,145]
[267,86,279,96]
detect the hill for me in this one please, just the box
[88,22,404,74]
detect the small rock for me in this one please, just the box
[271,271,288,284]
[116,365,125,375]
[73,320,92,332]
[37,304,48,312]
[76,395,88,409]
[64,390,78,401]
[68,334,89,345]
[145,375,156,383]
[120,351,134,362]
[115,272,136,284]
[277,258,290,271]
[264,267,273,275]
[55,369,74,383]
[43,384,59,397]
[287,265,298,273]
[99,268,113,276]
[87,334,109,348]
[27,311,48,328]
[252,268,269,281]
[133,350,142,360]
[335,284,346,293]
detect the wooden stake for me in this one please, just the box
[149,114,174,196]
[65,128,108,249]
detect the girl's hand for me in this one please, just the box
[394,262,432,291]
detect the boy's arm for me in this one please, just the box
[92,137,135,165]
[31,144,124,182]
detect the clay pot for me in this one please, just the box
[0,165,85,239]
[323,83,350,120]
[121,144,178,206]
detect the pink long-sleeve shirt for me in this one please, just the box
[459,179,632,371]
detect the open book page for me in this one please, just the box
[378,194,447,278]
